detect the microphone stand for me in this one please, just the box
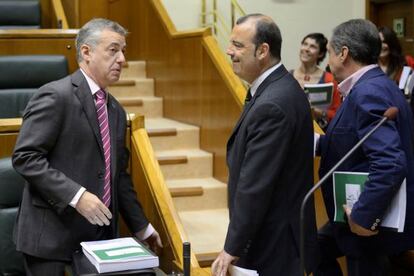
[299,107,398,275]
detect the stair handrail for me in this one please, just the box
[201,0,245,52]
[129,115,204,274]
[51,0,69,29]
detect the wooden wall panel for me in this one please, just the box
[0,30,78,73]
[40,0,51,28]
[62,0,79,28]
[200,51,240,182]
[368,0,414,56]
[0,134,18,158]
[137,1,243,182]
[78,0,108,27]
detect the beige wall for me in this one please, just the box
[161,0,365,70]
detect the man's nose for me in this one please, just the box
[117,51,126,64]
[226,46,234,57]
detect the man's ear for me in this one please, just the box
[80,44,91,62]
[340,46,349,63]
[257,43,270,60]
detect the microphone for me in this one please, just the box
[299,107,399,275]
[183,242,191,276]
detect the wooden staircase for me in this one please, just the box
[109,61,228,267]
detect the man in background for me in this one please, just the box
[12,18,162,275]
[315,19,414,275]
[211,14,318,276]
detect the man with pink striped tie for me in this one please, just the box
[12,18,162,276]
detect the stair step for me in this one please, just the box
[155,149,212,179]
[178,208,228,257]
[147,128,177,137]
[196,252,218,268]
[158,155,187,165]
[118,97,143,106]
[168,178,227,211]
[120,61,146,78]
[111,79,136,86]
[121,96,163,118]
[145,118,199,151]
[169,186,203,197]
[109,78,154,97]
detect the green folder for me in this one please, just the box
[333,171,368,223]
[333,171,407,232]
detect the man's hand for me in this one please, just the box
[142,230,163,255]
[343,205,378,236]
[211,250,238,276]
[75,191,112,226]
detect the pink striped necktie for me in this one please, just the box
[95,89,111,207]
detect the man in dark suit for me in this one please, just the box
[12,18,162,275]
[315,19,414,275]
[211,14,318,276]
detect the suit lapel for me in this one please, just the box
[72,70,105,160]
[321,96,346,158]
[321,67,382,157]
[227,65,289,148]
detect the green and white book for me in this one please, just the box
[333,171,406,232]
[304,82,334,109]
[80,237,159,273]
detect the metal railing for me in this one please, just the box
[201,0,246,55]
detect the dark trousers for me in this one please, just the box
[23,224,113,276]
[24,254,67,276]
[314,223,391,276]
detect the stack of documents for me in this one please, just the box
[80,237,159,273]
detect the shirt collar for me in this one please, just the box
[80,68,102,96]
[250,61,282,97]
[338,64,378,98]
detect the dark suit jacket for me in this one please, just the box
[319,67,414,255]
[12,70,149,261]
[224,65,318,275]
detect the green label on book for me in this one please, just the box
[93,246,152,261]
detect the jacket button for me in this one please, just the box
[371,226,376,231]
[375,219,380,223]
[98,172,104,179]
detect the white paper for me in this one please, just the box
[381,178,406,232]
[345,183,361,209]
[404,73,414,96]
[229,264,259,276]
[399,66,412,89]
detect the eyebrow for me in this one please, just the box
[107,42,126,49]
[231,39,245,47]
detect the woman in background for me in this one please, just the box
[378,26,412,82]
[378,26,414,116]
[291,33,341,128]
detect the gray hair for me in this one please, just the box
[330,19,381,65]
[75,18,127,62]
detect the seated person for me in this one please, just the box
[291,33,341,128]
